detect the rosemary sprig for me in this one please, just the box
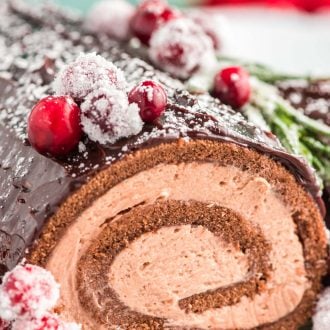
[246,79,330,188]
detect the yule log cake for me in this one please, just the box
[0,1,328,329]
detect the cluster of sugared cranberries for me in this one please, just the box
[0,264,80,330]
[85,0,236,86]
[85,0,227,52]
[29,54,166,157]
[213,66,251,109]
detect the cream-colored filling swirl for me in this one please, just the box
[46,162,309,329]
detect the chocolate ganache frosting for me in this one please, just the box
[0,0,324,280]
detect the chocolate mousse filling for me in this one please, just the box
[78,200,271,323]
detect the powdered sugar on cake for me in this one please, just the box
[149,18,216,79]
[53,53,126,101]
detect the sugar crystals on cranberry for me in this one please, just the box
[149,18,216,79]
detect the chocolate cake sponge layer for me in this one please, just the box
[28,140,327,329]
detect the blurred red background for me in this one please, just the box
[207,0,330,12]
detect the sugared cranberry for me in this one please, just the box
[149,18,215,79]
[128,80,167,122]
[0,265,60,321]
[81,88,143,145]
[53,53,126,102]
[11,313,81,330]
[27,96,82,157]
[213,66,251,109]
[131,0,180,45]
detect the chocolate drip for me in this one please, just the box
[0,0,323,278]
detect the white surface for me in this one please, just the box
[214,6,330,76]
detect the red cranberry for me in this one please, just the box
[27,96,82,157]
[131,0,180,45]
[213,66,251,109]
[128,80,167,122]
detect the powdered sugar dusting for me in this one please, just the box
[138,84,154,102]
[313,287,330,330]
[149,18,216,79]
[81,87,143,144]
[85,0,134,41]
[53,52,126,101]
